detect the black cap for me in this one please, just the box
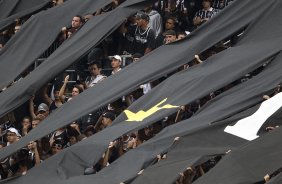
[102,111,116,121]
[132,53,143,59]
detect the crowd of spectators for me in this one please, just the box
[1,0,281,183]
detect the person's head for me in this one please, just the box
[132,53,143,62]
[165,17,176,30]
[111,55,122,70]
[72,15,84,29]
[37,103,49,117]
[22,116,31,127]
[6,128,21,144]
[88,62,102,76]
[53,90,60,100]
[164,30,177,44]
[203,0,212,9]
[102,111,116,127]
[84,126,96,137]
[177,32,187,40]
[32,117,42,129]
[135,13,150,27]
[72,85,83,97]
[51,139,63,155]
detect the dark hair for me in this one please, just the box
[73,84,84,93]
[74,15,85,24]
[89,61,102,69]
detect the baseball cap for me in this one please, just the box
[7,127,21,137]
[102,111,116,121]
[38,103,49,112]
[111,55,122,61]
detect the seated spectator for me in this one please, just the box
[163,29,177,44]
[193,0,217,28]
[6,128,21,145]
[110,55,122,75]
[177,32,187,40]
[85,62,106,88]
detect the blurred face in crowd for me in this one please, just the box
[32,119,40,129]
[72,16,82,29]
[165,18,175,30]
[51,144,63,155]
[54,90,60,100]
[203,0,211,9]
[111,58,121,70]
[72,87,80,97]
[102,117,112,127]
[89,64,101,76]
[6,132,17,144]
[165,34,177,44]
[69,136,77,146]
[22,118,31,128]
[177,34,186,40]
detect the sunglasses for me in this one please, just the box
[52,143,63,149]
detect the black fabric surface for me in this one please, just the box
[0,0,51,31]
[1,0,282,184]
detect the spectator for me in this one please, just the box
[110,55,122,75]
[212,0,233,10]
[163,29,177,44]
[6,128,21,145]
[133,13,156,55]
[21,117,32,136]
[85,62,106,88]
[177,32,187,40]
[29,97,49,120]
[61,15,84,42]
[193,0,217,28]
[144,5,163,38]
[42,85,62,113]
[59,75,84,102]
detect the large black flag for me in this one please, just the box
[2,0,282,184]
[0,0,51,31]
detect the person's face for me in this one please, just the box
[72,16,82,29]
[165,19,175,30]
[72,87,80,97]
[177,34,186,40]
[6,132,17,143]
[51,144,62,154]
[69,136,77,145]
[54,90,60,100]
[136,18,145,27]
[111,59,121,69]
[203,1,211,9]
[85,131,93,137]
[22,118,31,127]
[102,117,112,127]
[89,64,101,76]
[32,120,40,129]
[165,35,177,44]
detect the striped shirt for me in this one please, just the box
[194,7,218,20]
[212,0,233,10]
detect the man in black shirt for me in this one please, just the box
[133,13,156,55]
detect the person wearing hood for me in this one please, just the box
[144,6,162,38]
